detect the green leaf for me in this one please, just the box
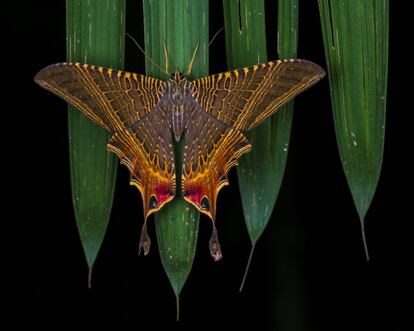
[66,0,125,286]
[155,198,199,320]
[142,0,208,319]
[223,0,298,290]
[318,0,389,260]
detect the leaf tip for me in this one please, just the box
[360,218,370,262]
[176,293,180,322]
[87,264,93,289]
[239,243,256,292]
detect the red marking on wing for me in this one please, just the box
[154,185,175,205]
[183,184,204,207]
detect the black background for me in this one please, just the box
[4,1,411,330]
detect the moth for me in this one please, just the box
[35,58,325,261]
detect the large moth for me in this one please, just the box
[35,59,325,260]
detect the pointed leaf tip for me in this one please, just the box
[239,243,256,292]
[87,266,93,289]
[176,294,180,322]
[143,0,207,307]
[224,0,299,290]
[360,218,370,262]
[318,0,388,257]
[66,0,125,284]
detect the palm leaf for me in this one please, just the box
[66,0,125,286]
[142,0,208,319]
[318,0,389,259]
[223,0,298,290]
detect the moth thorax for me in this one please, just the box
[174,70,181,81]
[172,106,185,141]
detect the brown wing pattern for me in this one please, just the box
[34,62,164,132]
[107,106,175,220]
[35,62,175,221]
[182,103,251,260]
[192,59,325,131]
[182,102,251,221]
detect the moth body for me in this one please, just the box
[34,60,325,262]
[164,70,194,142]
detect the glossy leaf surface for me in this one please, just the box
[66,0,125,285]
[223,0,298,289]
[142,0,208,318]
[318,0,389,259]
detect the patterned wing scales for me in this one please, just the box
[182,103,251,260]
[34,62,164,132]
[35,62,175,254]
[192,59,325,131]
[107,106,175,220]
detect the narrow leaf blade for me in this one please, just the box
[223,0,268,260]
[223,0,298,290]
[66,0,125,284]
[143,0,208,318]
[318,0,389,259]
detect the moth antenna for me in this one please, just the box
[208,27,224,48]
[126,33,169,78]
[183,40,200,78]
[162,39,169,75]
[183,27,223,78]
